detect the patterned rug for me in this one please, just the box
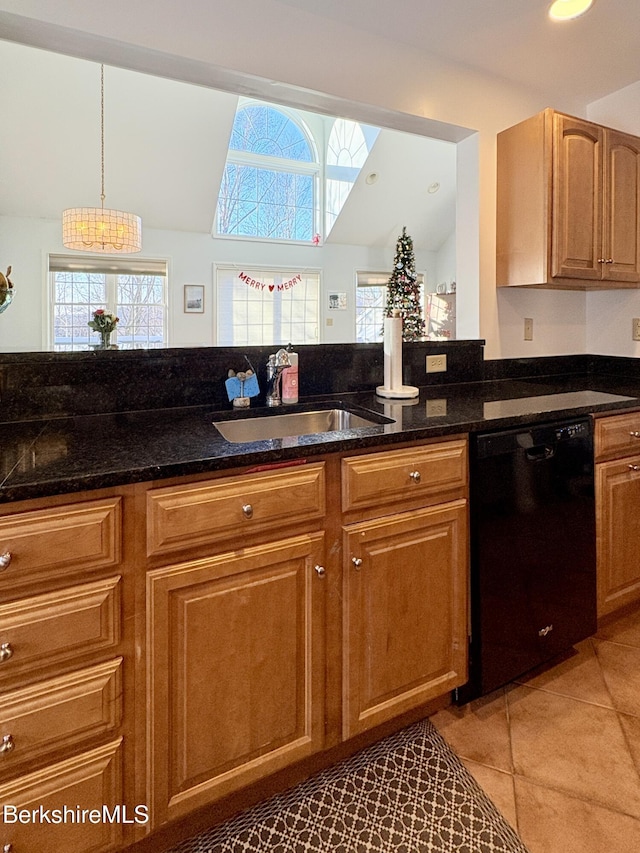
[168,719,529,853]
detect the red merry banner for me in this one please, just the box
[239,271,302,293]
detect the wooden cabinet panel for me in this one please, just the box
[341,441,467,515]
[0,577,121,680]
[551,113,602,281]
[603,130,640,282]
[0,739,124,853]
[0,658,122,775]
[594,410,640,461]
[596,456,640,615]
[343,501,468,739]
[0,498,121,590]
[147,534,325,825]
[147,463,325,557]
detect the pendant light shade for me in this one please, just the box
[548,0,594,20]
[62,207,142,253]
[63,65,142,254]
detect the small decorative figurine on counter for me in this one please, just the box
[225,357,260,408]
[0,265,14,314]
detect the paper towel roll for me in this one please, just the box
[384,315,403,391]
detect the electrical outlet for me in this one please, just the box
[426,398,447,417]
[426,354,447,373]
[524,318,534,341]
[633,318,640,341]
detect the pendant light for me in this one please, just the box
[62,65,142,254]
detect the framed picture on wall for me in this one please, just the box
[184,285,204,313]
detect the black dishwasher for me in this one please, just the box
[459,417,596,702]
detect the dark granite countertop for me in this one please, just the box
[2,373,639,504]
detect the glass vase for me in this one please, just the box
[99,329,111,349]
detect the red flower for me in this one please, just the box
[94,309,105,315]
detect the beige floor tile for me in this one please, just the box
[515,639,612,707]
[507,684,640,818]
[461,758,518,832]
[430,688,513,772]
[514,776,640,853]
[618,713,640,777]
[596,606,640,648]
[593,639,640,717]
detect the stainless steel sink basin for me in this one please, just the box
[213,407,391,443]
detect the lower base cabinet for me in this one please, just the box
[342,501,468,739]
[0,739,124,853]
[146,534,326,825]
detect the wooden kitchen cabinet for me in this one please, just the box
[595,412,640,615]
[341,441,468,739]
[0,491,138,853]
[145,465,327,827]
[497,108,640,289]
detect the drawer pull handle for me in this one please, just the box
[352,557,363,569]
[0,643,13,663]
[409,470,421,483]
[629,465,640,472]
[0,552,10,570]
[4,844,13,853]
[630,432,640,438]
[314,565,326,578]
[0,734,14,755]
[242,504,253,519]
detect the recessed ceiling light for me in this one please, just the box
[365,172,379,185]
[548,0,594,21]
[427,182,440,194]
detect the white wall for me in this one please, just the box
[0,0,599,359]
[0,214,438,350]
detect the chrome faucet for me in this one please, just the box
[265,348,291,406]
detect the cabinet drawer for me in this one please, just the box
[0,658,122,775]
[0,498,121,589]
[342,440,467,514]
[147,463,325,557]
[0,739,124,852]
[0,577,121,680]
[595,411,640,460]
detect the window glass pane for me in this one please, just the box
[51,269,167,351]
[217,266,319,347]
[230,105,313,162]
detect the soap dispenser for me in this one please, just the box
[281,343,299,405]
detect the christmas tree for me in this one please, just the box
[383,227,425,340]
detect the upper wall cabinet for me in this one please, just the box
[497,108,640,289]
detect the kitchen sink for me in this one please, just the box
[213,405,393,443]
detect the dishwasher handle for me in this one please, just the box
[525,444,555,461]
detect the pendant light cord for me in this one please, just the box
[100,64,105,210]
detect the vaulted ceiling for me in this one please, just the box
[0,40,456,251]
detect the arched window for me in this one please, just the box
[325,119,374,234]
[216,103,318,241]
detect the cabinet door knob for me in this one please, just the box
[597,258,606,264]
[242,503,253,519]
[351,557,363,569]
[314,565,326,578]
[630,432,640,438]
[605,258,614,264]
[409,470,421,483]
[628,464,640,472]
[4,843,13,853]
[0,643,13,663]
[0,552,11,570]
[0,734,14,755]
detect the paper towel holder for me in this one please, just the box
[376,309,419,400]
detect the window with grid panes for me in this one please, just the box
[49,254,168,350]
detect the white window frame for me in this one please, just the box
[48,254,168,350]
[355,270,425,343]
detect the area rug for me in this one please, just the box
[169,719,529,853]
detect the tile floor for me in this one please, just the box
[431,603,640,853]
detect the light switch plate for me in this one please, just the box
[524,318,534,341]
